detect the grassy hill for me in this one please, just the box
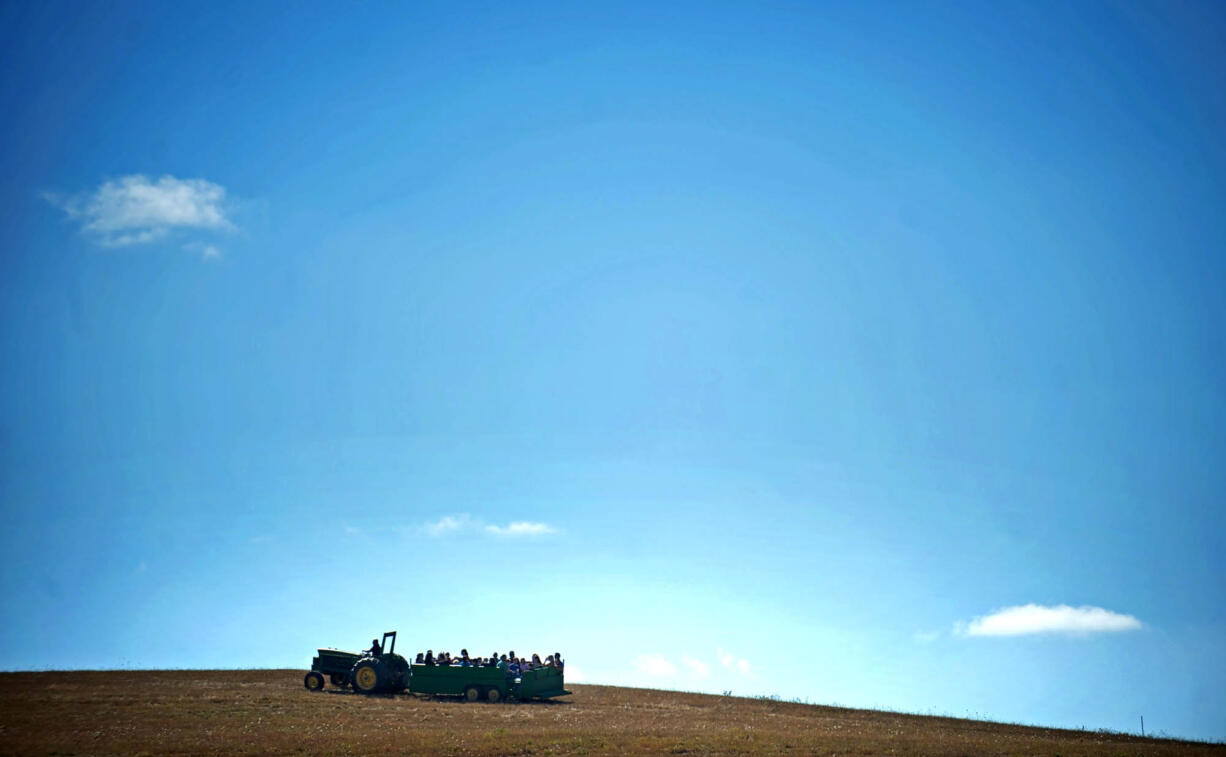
[1,670,1220,755]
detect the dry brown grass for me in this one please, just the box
[0,670,1220,756]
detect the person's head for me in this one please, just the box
[501,654,507,661]
[426,649,433,655]
[372,639,379,646]
[461,649,468,657]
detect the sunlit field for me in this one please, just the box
[1,670,1221,756]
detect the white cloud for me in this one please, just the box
[422,514,476,537]
[561,664,586,683]
[484,521,557,537]
[46,174,235,249]
[633,655,676,676]
[955,604,1143,637]
[184,241,222,260]
[420,514,559,539]
[717,648,752,675]
[681,656,710,678]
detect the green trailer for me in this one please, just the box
[409,664,511,702]
[407,663,571,702]
[511,665,570,701]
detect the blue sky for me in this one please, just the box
[2,0,1224,742]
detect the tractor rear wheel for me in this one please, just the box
[463,685,480,702]
[352,661,383,694]
[486,687,503,703]
[304,672,325,691]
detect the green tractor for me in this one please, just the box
[304,631,409,694]
[350,631,410,694]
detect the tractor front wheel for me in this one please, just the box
[304,672,325,691]
[352,661,383,694]
[464,685,480,702]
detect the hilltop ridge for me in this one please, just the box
[1,670,1221,755]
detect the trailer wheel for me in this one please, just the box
[304,672,325,691]
[486,687,503,703]
[463,685,481,702]
[329,673,347,687]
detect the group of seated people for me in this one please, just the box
[413,648,564,675]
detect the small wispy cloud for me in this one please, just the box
[420,514,560,539]
[913,630,941,644]
[45,174,235,253]
[562,664,586,683]
[955,604,1143,637]
[184,241,222,261]
[633,655,676,676]
[718,648,752,675]
[422,514,477,537]
[484,521,557,537]
[624,651,749,682]
[681,655,711,678]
